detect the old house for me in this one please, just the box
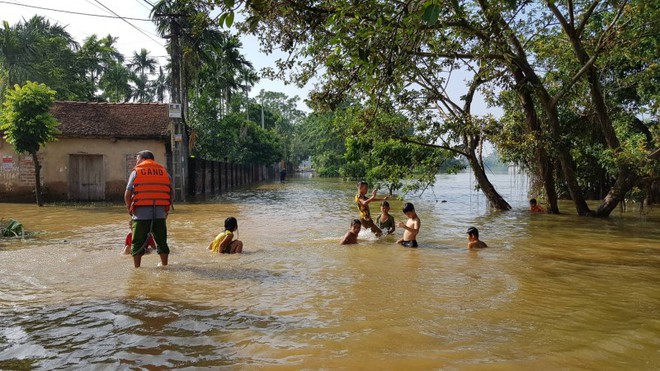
[0,102,171,202]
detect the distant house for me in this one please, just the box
[0,102,171,202]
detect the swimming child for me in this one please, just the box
[340,219,362,245]
[529,198,545,213]
[376,201,396,235]
[208,217,243,254]
[466,227,488,249]
[396,202,420,248]
[355,181,388,237]
[122,220,155,255]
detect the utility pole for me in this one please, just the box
[260,95,265,129]
[157,13,188,201]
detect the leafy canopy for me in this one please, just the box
[1,81,59,154]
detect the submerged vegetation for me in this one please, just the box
[0,219,24,238]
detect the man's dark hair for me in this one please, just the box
[402,202,415,213]
[529,198,537,205]
[357,181,368,188]
[467,227,479,239]
[381,201,390,207]
[351,219,362,226]
[137,150,155,160]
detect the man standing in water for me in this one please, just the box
[124,150,172,268]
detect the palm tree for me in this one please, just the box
[99,62,132,102]
[152,66,169,102]
[127,48,157,75]
[78,34,123,98]
[130,73,154,103]
[0,16,79,99]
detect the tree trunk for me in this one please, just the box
[591,168,638,217]
[466,148,511,211]
[552,10,637,217]
[31,151,43,207]
[539,97,592,216]
[512,67,560,213]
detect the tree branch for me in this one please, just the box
[576,0,601,36]
[551,52,599,106]
[399,136,468,157]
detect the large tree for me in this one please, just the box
[208,0,657,217]
[0,82,59,206]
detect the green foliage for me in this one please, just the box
[0,16,82,100]
[0,219,24,238]
[0,81,59,154]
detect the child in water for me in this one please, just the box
[396,202,420,248]
[340,219,362,245]
[122,219,155,255]
[529,198,545,213]
[355,181,388,237]
[208,217,243,254]
[466,227,488,249]
[377,201,396,235]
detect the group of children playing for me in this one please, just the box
[341,182,546,249]
[122,181,547,255]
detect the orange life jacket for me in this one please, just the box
[131,159,171,212]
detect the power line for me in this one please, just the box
[134,0,152,11]
[92,0,164,46]
[0,0,152,21]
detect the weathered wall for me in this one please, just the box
[187,157,279,197]
[0,137,168,202]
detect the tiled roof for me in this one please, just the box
[50,101,170,139]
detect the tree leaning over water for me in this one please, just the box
[0,82,59,206]
[207,0,659,216]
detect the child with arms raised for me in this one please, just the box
[355,181,388,237]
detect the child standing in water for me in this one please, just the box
[529,198,545,213]
[208,217,243,254]
[122,220,155,255]
[397,202,420,248]
[466,227,488,249]
[377,201,396,235]
[355,181,388,237]
[340,219,362,245]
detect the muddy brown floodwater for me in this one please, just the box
[1,173,659,369]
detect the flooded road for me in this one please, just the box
[1,173,659,369]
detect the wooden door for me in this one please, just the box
[68,154,105,201]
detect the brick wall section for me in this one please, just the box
[18,154,44,186]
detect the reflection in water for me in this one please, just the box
[1,173,659,369]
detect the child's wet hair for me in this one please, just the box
[351,219,362,226]
[467,227,479,239]
[224,217,238,231]
[402,202,415,213]
[529,198,537,205]
[381,201,390,208]
[357,181,369,188]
